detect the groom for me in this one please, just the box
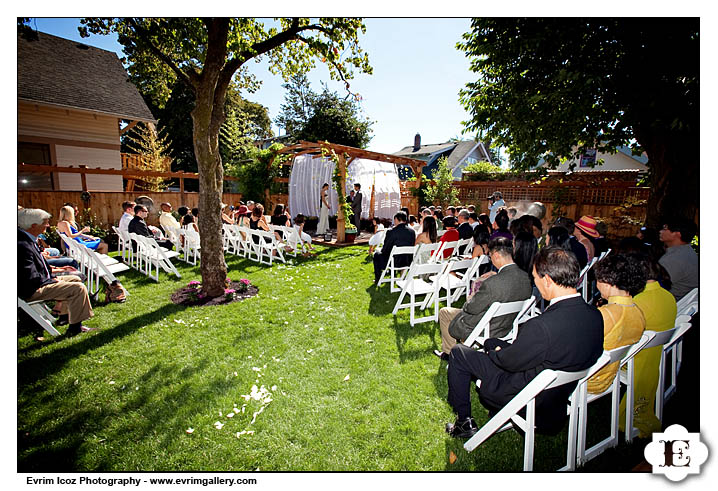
[351,183,362,233]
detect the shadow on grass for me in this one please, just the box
[18,353,245,472]
[18,303,187,385]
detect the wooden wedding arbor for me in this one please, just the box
[275,141,427,242]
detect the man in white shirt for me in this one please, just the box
[118,201,135,232]
[159,202,181,234]
[488,191,505,224]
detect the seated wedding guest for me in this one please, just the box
[446,206,456,218]
[456,209,473,241]
[554,217,588,269]
[221,204,234,224]
[525,214,543,240]
[489,209,513,241]
[658,218,698,301]
[271,204,291,227]
[249,203,271,244]
[617,251,676,438]
[467,204,476,214]
[415,215,438,264]
[128,204,174,250]
[468,212,480,229]
[513,231,538,279]
[119,201,136,232]
[507,206,518,222]
[56,205,109,254]
[546,225,571,250]
[179,214,199,248]
[478,213,491,230]
[433,209,444,230]
[470,224,491,260]
[235,205,250,227]
[373,211,415,284]
[574,215,599,262]
[444,246,604,438]
[368,217,387,254]
[437,216,459,259]
[38,236,79,270]
[159,202,181,234]
[293,214,315,255]
[18,208,95,336]
[594,220,609,255]
[587,253,646,395]
[435,237,532,360]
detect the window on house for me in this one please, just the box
[18,142,53,189]
[579,149,597,168]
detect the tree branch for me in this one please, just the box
[127,18,199,89]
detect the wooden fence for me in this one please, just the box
[18,191,244,230]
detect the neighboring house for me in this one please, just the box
[18,31,156,191]
[393,133,492,180]
[254,134,291,150]
[537,146,649,172]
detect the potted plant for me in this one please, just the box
[344,224,358,243]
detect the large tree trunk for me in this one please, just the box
[636,124,699,228]
[192,91,227,297]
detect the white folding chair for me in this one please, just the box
[575,333,654,466]
[626,322,693,435]
[18,298,62,337]
[112,226,132,264]
[464,365,598,471]
[597,248,611,262]
[131,234,181,281]
[391,262,447,325]
[577,257,599,302]
[254,230,285,266]
[453,238,473,258]
[665,314,692,402]
[463,297,537,348]
[181,226,201,265]
[84,247,130,297]
[430,240,458,264]
[377,245,418,292]
[419,257,477,311]
[451,255,490,303]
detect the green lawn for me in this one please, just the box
[17,245,688,472]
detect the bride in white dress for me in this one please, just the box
[316,183,330,235]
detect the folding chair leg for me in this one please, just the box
[524,400,536,471]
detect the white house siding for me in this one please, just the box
[55,146,123,191]
[18,101,123,191]
[552,150,648,172]
[452,147,486,179]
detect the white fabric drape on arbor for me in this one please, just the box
[288,155,401,220]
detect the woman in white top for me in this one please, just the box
[368,217,386,254]
[316,183,330,236]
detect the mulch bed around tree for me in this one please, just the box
[171,281,259,307]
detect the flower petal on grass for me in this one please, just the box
[233,407,240,414]
[449,451,457,464]
[227,413,234,418]
[213,422,224,430]
[344,374,350,381]
[186,428,194,434]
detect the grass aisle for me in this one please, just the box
[18,246,634,472]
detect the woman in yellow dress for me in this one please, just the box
[587,253,647,395]
[618,252,677,437]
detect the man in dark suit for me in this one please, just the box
[18,208,94,336]
[128,204,174,251]
[434,237,532,359]
[456,208,474,255]
[372,211,416,284]
[350,183,363,233]
[445,246,604,439]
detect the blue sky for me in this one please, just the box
[29,18,476,155]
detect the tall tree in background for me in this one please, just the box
[274,73,316,136]
[276,79,373,148]
[457,18,699,226]
[79,18,371,296]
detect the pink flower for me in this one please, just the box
[240,279,251,285]
[188,281,201,288]
[225,289,236,295]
